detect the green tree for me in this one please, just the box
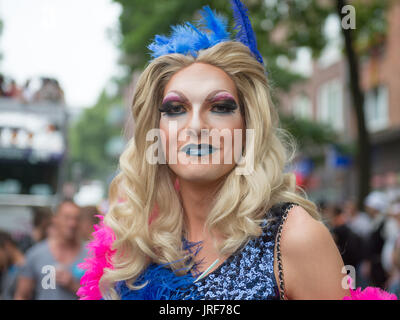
[67,90,124,184]
[261,0,389,208]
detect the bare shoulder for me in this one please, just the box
[277,204,350,300]
[282,205,329,248]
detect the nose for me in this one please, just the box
[187,109,201,136]
[185,105,210,139]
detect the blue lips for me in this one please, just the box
[181,144,217,156]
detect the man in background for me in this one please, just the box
[363,191,393,288]
[14,199,87,300]
[0,231,25,299]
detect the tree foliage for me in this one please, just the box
[67,90,123,182]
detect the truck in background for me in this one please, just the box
[0,97,68,241]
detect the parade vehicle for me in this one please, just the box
[0,97,68,238]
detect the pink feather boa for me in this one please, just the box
[77,215,116,300]
[343,286,397,300]
[76,193,398,300]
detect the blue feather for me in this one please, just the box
[115,237,205,300]
[197,6,230,46]
[147,2,264,68]
[230,0,264,64]
[116,262,201,300]
[148,6,232,60]
[186,22,212,52]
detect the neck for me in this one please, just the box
[179,177,223,242]
[51,232,79,249]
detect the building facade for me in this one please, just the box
[278,1,400,203]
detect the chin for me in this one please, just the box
[170,163,233,185]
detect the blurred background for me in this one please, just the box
[0,0,399,299]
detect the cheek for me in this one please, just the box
[213,115,245,156]
[207,112,243,129]
[159,118,183,161]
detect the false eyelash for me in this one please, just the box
[158,101,186,114]
[211,102,238,113]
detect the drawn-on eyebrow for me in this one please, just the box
[162,90,237,105]
[205,90,237,104]
[162,91,189,104]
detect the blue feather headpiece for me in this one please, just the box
[148,0,264,66]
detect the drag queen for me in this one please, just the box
[78,1,397,300]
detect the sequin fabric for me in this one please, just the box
[184,201,297,300]
[115,202,297,300]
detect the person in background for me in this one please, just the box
[32,206,53,243]
[79,206,101,242]
[0,74,6,96]
[4,79,21,99]
[317,200,335,228]
[384,172,400,206]
[343,199,373,288]
[20,79,35,104]
[363,191,392,288]
[14,199,87,300]
[389,228,400,296]
[33,77,65,104]
[345,199,373,240]
[385,201,400,294]
[330,206,365,269]
[17,206,53,253]
[0,230,25,300]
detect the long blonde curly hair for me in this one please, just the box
[100,41,320,299]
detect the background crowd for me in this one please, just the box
[1,176,400,300]
[321,172,400,296]
[0,73,65,104]
[0,200,100,300]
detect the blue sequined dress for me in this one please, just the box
[115,202,297,300]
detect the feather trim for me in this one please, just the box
[116,237,205,300]
[148,2,264,66]
[116,262,200,300]
[148,5,230,59]
[230,0,264,64]
[197,6,230,46]
[77,215,116,300]
[343,286,398,300]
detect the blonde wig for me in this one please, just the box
[100,41,320,299]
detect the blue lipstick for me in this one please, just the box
[181,144,217,157]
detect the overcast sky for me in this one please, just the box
[0,0,123,109]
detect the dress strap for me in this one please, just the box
[275,202,297,300]
[194,258,220,283]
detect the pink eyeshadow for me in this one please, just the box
[162,92,187,104]
[211,92,235,102]
[162,95,180,104]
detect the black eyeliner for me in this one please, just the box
[158,101,178,113]
[211,100,238,112]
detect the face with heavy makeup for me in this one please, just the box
[159,62,245,184]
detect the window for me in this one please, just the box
[292,93,312,120]
[317,79,343,132]
[365,85,389,132]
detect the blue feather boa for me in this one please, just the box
[115,238,204,300]
[115,263,201,300]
